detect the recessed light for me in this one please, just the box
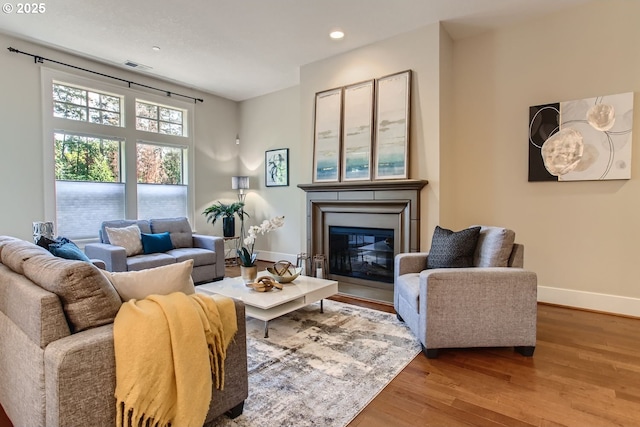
[329,30,344,40]
[152,46,161,52]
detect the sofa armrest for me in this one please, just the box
[84,243,127,272]
[44,324,116,427]
[420,267,537,349]
[205,299,249,421]
[394,252,429,276]
[90,259,106,270]
[193,234,225,278]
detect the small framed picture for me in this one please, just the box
[265,148,289,187]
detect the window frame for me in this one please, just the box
[42,68,195,243]
[135,99,187,137]
[52,82,124,127]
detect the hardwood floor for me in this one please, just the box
[3,263,639,427]
[349,303,640,427]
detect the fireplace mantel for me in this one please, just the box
[298,179,428,301]
[298,179,428,193]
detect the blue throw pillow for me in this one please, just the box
[49,240,91,262]
[141,232,174,254]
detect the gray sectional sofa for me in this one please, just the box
[85,217,225,283]
[0,236,248,427]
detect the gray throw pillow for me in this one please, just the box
[473,226,516,267]
[427,226,481,269]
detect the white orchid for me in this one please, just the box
[238,216,285,266]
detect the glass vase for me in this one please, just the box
[240,265,258,285]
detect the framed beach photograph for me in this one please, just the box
[265,148,289,187]
[313,87,342,182]
[374,70,411,180]
[342,80,374,181]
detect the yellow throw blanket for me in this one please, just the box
[114,292,237,427]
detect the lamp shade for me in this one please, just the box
[231,176,249,190]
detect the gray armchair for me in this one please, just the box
[394,226,537,358]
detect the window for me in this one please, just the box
[43,69,194,241]
[55,132,121,182]
[53,83,122,127]
[136,100,185,136]
[54,132,125,239]
[136,142,187,220]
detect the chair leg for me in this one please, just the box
[422,345,439,359]
[396,313,404,322]
[515,346,535,357]
[226,401,244,419]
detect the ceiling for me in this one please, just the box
[0,0,591,101]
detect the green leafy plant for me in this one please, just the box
[202,201,248,226]
[237,246,257,267]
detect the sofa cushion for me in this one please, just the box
[102,260,195,301]
[0,237,52,275]
[22,255,122,333]
[141,232,174,254]
[105,225,143,256]
[126,253,176,271]
[427,226,481,269]
[473,226,516,267]
[168,247,216,267]
[150,217,193,249]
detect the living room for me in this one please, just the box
[1,0,640,425]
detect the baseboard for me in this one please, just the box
[538,286,640,318]
[256,251,297,264]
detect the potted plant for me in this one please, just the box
[238,216,285,282]
[202,201,248,237]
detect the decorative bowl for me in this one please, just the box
[266,266,303,283]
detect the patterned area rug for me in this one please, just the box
[211,299,421,427]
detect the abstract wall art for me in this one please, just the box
[529,92,633,182]
[374,70,411,180]
[342,80,374,181]
[313,88,342,182]
[265,148,289,187]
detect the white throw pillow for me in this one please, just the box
[105,225,143,256]
[473,226,516,267]
[103,259,195,301]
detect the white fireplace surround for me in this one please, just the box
[298,180,428,295]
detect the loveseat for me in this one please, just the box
[84,217,225,283]
[0,236,248,427]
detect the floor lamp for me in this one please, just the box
[232,176,249,242]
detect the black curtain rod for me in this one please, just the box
[7,47,204,104]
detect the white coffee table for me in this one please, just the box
[197,272,338,338]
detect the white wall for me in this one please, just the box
[448,0,640,316]
[238,86,302,262]
[0,33,238,240]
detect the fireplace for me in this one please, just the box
[299,179,427,302]
[329,226,395,284]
